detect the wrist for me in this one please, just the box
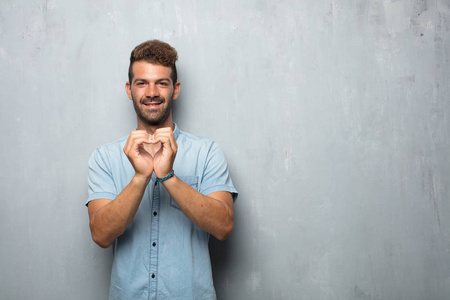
[161,173,177,188]
[132,174,151,186]
[156,170,174,183]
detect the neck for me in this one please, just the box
[136,115,174,134]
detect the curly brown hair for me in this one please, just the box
[128,40,178,85]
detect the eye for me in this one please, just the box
[158,81,170,87]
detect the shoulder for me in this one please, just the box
[177,129,216,150]
[89,135,129,164]
[95,135,128,152]
[177,129,228,166]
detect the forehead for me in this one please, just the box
[131,61,172,82]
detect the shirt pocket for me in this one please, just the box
[170,175,199,211]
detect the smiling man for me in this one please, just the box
[86,40,237,300]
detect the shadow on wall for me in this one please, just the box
[209,202,244,297]
[209,235,233,289]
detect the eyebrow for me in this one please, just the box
[133,77,172,84]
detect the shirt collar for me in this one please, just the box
[173,122,180,140]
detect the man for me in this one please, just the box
[86,40,238,299]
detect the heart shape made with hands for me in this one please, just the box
[143,134,162,158]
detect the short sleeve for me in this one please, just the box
[86,148,118,205]
[199,142,238,202]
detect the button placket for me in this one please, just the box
[149,180,160,298]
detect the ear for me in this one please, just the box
[125,81,132,100]
[172,82,181,100]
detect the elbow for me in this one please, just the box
[92,234,113,249]
[91,229,113,248]
[90,221,114,248]
[214,219,234,241]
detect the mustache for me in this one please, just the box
[140,96,165,104]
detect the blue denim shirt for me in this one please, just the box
[87,123,237,300]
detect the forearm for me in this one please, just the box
[89,175,150,248]
[162,175,234,240]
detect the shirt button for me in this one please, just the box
[152,273,155,278]
[152,242,156,247]
[153,211,157,216]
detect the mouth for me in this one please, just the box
[141,99,164,108]
[143,102,162,108]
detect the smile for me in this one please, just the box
[142,100,163,108]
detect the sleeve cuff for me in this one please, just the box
[201,185,238,203]
[85,192,117,206]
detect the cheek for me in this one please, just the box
[167,88,175,100]
[131,89,143,100]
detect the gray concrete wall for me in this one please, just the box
[1,0,449,299]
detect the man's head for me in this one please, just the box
[128,40,178,86]
[126,40,181,129]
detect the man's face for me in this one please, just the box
[126,61,180,127]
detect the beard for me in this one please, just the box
[132,92,173,126]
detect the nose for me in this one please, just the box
[145,83,159,98]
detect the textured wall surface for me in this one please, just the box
[1,1,449,299]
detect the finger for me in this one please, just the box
[146,135,162,145]
[129,130,149,140]
[125,135,153,156]
[153,135,175,155]
[125,131,150,148]
[130,139,152,157]
[154,129,177,153]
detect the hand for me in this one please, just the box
[151,127,178,178]
[123,130,154,180]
